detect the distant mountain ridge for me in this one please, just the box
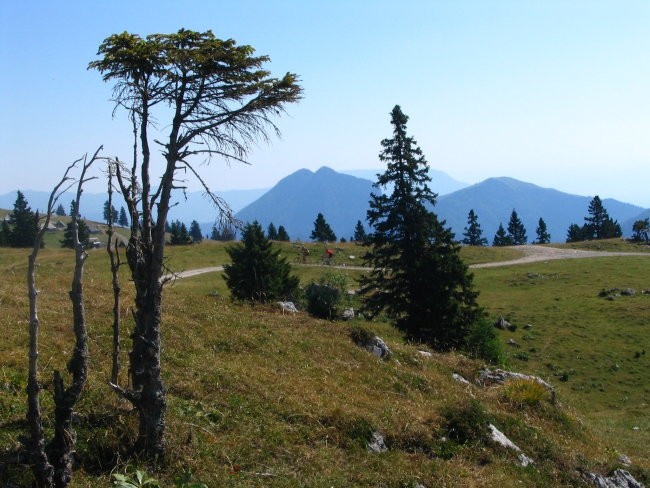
[341,168,468,196]
[3,168,647,243]
[235,169,646,243]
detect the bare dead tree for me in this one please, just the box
[49,148,100,488]
[106,161,122,385]
[26,160,79,488]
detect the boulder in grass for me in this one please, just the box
[585,469,644,488]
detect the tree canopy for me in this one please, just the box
[359,106,481,350]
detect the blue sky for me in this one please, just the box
[1,1,649,206]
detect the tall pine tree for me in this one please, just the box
[310,213,336,242]
[359,106,481,349]
[535,217,551,244]
[507,209,527,245]
[462,209,487,246]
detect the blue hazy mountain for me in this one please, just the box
[236,166,375,241]
[435,177,645,243]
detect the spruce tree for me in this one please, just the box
[9,191,38,248]
[223,221,299,302]
[492,223,511,247]
[507,209,527,245]
[462,209,488,246]
[267,222,278,240]
[60,220,91,249]
[535,218,551,244]
[352,220,367,243]
[310,213,336,242]
[276,225,290,241]
[118,207,129,227]
[359,105,481,350]
[189,220,203,243]
[103,200,118,224]
[584,196,608,239]
[566,223,585,243]
[55,203,66,216]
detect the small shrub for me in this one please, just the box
[502,379,550,408]
[320,408,375,449]
[349,324,375,347]
[441,399,491,444]
[464,318,506,365]
[513,351,530,361]
[112,470,159,488]
[305,282,341,319]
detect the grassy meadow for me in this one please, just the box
[0,238,648,486]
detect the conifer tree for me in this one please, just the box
[60,219,91,249]
[118,206,129,227]
[55,203,67,216]
[462,209,488,246]
[352,220,367,243]
[9,191,39,248]
[310,213,336,242]
[223,221,299,302]
[359,106,481,349]
[507,209,527,245]
[492,223,511,246]
[276,225,290,241]
[535,217,551,244]
[103,200,118,224]
[189,220,203,243]
[267,222,278,240]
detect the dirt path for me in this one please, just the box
[169,246,650,280]
[470,245,650,269]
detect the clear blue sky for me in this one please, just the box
[2,1,649,206]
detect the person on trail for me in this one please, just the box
[325,247,334,264]
[301,245,310,264]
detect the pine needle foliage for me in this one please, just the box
[359,106,482,350]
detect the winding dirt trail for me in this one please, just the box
[170,245,650,280]
[469,245,650,269]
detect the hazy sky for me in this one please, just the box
[1,1,649,206]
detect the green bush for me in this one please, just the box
[464,318,506,365]
[305,282,341,319]
[441,399,491,445]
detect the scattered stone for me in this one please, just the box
[507,323,518,332]
[620,288,636,297]
[488,424,534,467]
[494,316,512,330]
[452,373,471,385]
[507,338,520,347]
[341,308,355,321]
[367,431,388,453]
[417,350,433,358]
[585,469,644,488]
[368,336,391,359]
[346,289,357,296]
[477,368,555,400]
[618,454,632,466]
[277,301,298,313]
[632,426,639,431]
[524,324,533,330]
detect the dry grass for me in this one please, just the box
[0,244,647,487]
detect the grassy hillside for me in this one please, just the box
[0,242,648,486]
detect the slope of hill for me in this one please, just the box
[236,166,375,240]
[435,177,646,243]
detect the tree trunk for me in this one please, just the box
[26,252,54,487]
